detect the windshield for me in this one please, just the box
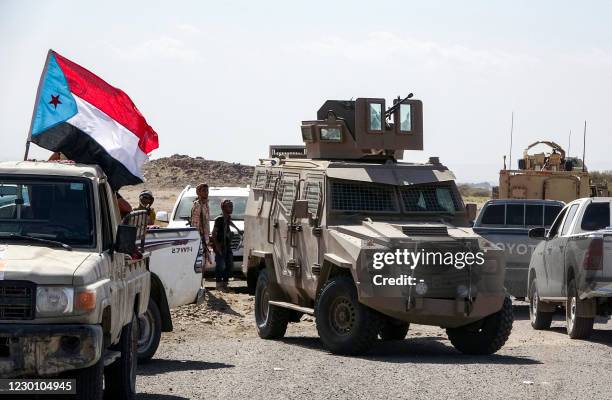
[0,179,95,247]
[174,195,248,221]
[330,179,460,214]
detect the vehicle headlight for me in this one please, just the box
[36,287,74,315]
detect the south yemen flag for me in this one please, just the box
[29,50,159,190]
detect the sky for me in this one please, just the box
[2,0,612,183]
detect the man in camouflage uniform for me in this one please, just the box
[190,183,210,286]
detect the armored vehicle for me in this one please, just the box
[0,161,150,399]
[242,96,512,355]
[497,141,598,202]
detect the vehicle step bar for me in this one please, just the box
[268,301,314,315]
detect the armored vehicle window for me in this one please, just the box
[368,103,383,131]
[304,177,323,217]
[481,204,505,225]
[400,185,458,213]
[265,171,279,190]
[279,179,297,212]
[525,204,544,226]
[0,178,95,248]
[320,127,342,142]
[399,104,412,132]
[506,204,525,226]
[544,205,563,226]
[301,126,314,142]
[561,204,579,235]
[581,202,610,231]
[330,180,397,212]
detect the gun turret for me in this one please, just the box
[300,96,423,161]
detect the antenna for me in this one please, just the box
[582,120,587,172]
[508,112,514,170]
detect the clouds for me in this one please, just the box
[297,32,539,71]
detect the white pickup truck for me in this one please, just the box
[156,186,247,276]
[527,197,612,339]
[137,227,201,361]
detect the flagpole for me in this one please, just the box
[24,49,53,161]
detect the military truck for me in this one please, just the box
[242,96,512,355]
[497,141,596,203]
[0,161,150,400]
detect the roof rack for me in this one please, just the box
[269,145,307,159]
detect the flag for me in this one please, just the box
[29,50,159,190]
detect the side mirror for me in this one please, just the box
[292,200,310,219]
[156,211,169,223]
[115,224,137,254]
[528,227,547,239]
[465,203,477,223]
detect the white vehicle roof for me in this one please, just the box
[0,161,105,180]
[181,186,250,198]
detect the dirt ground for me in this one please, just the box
[135,280,612,400]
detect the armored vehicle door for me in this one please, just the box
[271,172,301,284]
[295,174,325,294]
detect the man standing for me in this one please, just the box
[211,199,236,292]
[190,183,211,286]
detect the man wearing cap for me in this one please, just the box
[190,184,211,285]
[134,190,156,225]
[211,199,237,291]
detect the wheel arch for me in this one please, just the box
[316,259,352,295]
[150,272,173,332]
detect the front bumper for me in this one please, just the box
[362,293,506,328]
[0,324,102,378]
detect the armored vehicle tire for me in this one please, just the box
[379,319,409,341]
[529,279,553,330]
[446,296,513,355]
[315,276,380,355]
[104,312,138,400]
[64,355,103,400]
[137,298,162,363]
[566,279,594,339]
[255,270,289,339]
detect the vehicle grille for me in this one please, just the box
[0,281,35,320]
[402,225,449,236]
[331,181,397,212]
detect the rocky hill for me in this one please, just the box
[142,154,254,189]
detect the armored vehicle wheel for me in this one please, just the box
[104,312,138,400]
[64,356,103,400]
[255,270,289,339]
[529,279,553,330]
[446,296,513,355]
[137,298,162,363]
[315,276,380,355]
[379,318,410,341]
[566,279,594,339]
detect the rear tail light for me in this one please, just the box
[583,238,603,270]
